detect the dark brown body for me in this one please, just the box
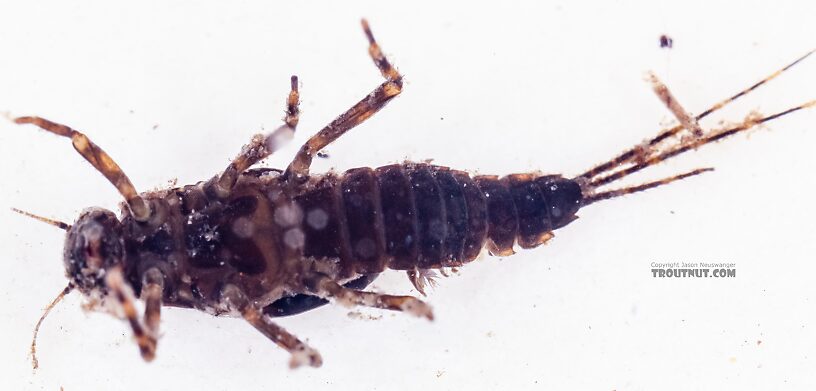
[19,19,807,369]
[120,163,582,317]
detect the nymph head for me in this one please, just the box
[63,208,126,294]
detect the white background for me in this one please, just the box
[1,1,815,390]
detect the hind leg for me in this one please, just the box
[263,273,380,317]
[302,273,434,320]
[283,19,403,183]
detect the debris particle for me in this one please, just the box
[347,311,383,321]
[659,34,673,49]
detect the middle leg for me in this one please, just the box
[218,284,322,368]
[212,75,301,197]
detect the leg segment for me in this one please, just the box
[105,267,162,361]
[283,19,403,183]
[263,273,380,317]
[212,75,301,197]
[647,71,703,138]
[140,268,164,350]
[12,117,151,221]
[303,273,434,320]
[243,306,323,369]
[218,283,321,368]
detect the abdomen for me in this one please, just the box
[295,163,582,276]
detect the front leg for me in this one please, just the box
[105,267,164,361]
[140,268,165,356]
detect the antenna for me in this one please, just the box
[11,208,70,230]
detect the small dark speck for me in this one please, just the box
[670,210,675,214]
[152,124,159,130]
[440,117,444,120]
[660,34,673,49]
[129,109,135,114]
[317,151,330,159]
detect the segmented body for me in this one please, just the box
[16,19,811,369]
[120,163,582,317]
[297,163,581,270]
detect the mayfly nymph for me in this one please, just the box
[11,20,814,369]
